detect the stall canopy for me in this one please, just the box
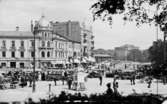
[81,58,87,63]
[73,59,80,63]
[87,57,96,62]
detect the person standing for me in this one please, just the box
[62,70,65,85]
[106,83,113,95]
[132,74,135,85]
[147,77,152,88]
[29,74,32,87]
[67,76,73,89]
[113,77,119,95]
[99,74,102,86]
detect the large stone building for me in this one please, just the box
[0,15,82,69]
[114,44,139,60]
[51,20,94,58]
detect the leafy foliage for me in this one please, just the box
[91,0,167,29]
[148,39,167,73]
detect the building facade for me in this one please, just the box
[0,15,82,69]
[51,20,94,58]
[80,22,94,57]
[114,44,139,60]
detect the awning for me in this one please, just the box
[87,57,96,62]
[51,61,64,64]
[81,58,87,63]
[73,59,80,63]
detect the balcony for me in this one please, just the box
[9,46,16,51]
[29,47,36,51]
[18,46,25,51]
[0,46,7,51]
[91,46,94,50]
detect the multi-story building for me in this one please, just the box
[51,21,81,60]
[114,44,139,60]
[0,15,81,69]
[51,20,94,58]
[80,22,94,57]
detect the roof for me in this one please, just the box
[0,31,35,39]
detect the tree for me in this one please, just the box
[91,0,167,31]
[127,49,142,61]
[141,49,150,62]
[148,39,167,75]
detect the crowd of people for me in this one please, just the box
[0,62,166,104]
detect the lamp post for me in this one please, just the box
[32,26,38,92]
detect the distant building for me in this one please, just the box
[94,54,112,63]
[114,44,139,60]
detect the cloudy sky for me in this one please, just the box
[0,0,163,50]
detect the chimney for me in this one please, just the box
[16,26,19,31]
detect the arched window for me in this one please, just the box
[41,51,45,58]
[47,52,50,57]
[47,41,50,47]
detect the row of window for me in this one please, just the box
[0,51,67,58]
[1,40,80,51]
[55,41,67,49]
[55,51,67,58]
[41,41,51,47]
[1,51,24,58]
[1,62,24,68]
[2,40,24,47]
[41,51,67,58]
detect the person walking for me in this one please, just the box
[130,76,133,85]
[132,74,135,85]
[147,76,152,88]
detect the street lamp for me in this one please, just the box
[32,26,38,92]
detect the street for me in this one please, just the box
[0,77,167,102]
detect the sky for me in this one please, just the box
[0,0,163,50]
